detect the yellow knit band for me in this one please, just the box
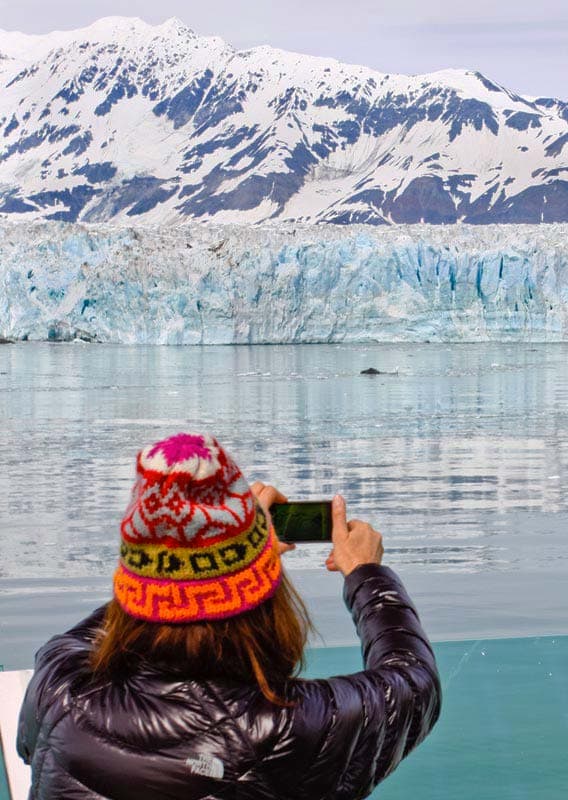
[119,510,269,581]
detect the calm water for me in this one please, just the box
[305,635,568,800]
[1,342,568,666]
[1,342,567,799]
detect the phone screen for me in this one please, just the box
[270,501,332,542]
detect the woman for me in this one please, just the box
[17,432,441,800]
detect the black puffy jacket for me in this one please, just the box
[17,564,441,800]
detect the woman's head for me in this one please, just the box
[92,432,313,703]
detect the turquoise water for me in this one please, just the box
[1,342,568,797]
[305,636,568,800]
[0,732,9,800]
[0,762,9,800]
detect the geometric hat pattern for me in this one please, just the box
[114,432,282,623]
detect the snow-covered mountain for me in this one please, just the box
[0,16,567,225]
[2,221,567,343]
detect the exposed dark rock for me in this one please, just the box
[1,27,567,225]
[387,176,458,224]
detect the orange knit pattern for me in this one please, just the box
[114,530,282,622]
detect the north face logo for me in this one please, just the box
[185,754,225,780]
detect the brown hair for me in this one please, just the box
[90,572,313,705]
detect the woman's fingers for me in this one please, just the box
[330,504,384,576]
[331,495,348,541]
[250,481,288,514]
[325,549,340,572]
[277,541,296,555]
[250,482,295,557]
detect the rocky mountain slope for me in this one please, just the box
[0,16,567,225]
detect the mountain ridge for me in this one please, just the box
[0,16,567,225]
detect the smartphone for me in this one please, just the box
[270,501,332,543]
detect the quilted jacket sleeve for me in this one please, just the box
[290,563,441,800]
[16,606,107,764]
[340,563,441,794]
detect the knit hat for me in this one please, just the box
[114,432,282,623]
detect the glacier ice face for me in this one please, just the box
[1,221,568,344]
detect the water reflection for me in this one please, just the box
[0,342,567,583]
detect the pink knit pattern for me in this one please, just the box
[147,433,213,466]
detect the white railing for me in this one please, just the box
[0,671,32,800]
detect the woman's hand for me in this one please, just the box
[325,495,383,576]
[250,481,296,555]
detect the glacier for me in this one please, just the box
[1,221,568,344]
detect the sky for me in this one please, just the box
[1,0,567,99]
